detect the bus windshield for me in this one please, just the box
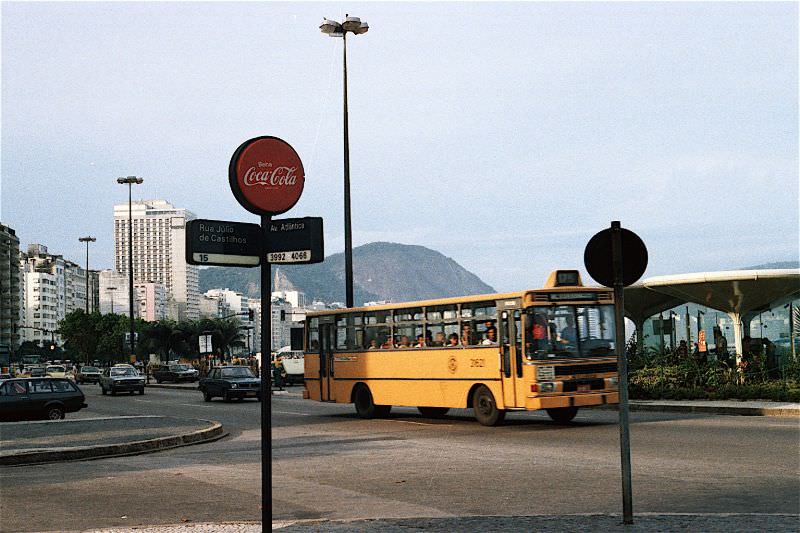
[525,305,616,359]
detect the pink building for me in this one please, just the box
[135,282,167,322]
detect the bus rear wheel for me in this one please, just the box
[546,407,578,424]
[353,385,391,419]
[417,407,449,418]
[472,385,505,426]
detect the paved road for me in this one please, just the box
[0,385,797,532]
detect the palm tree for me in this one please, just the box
[213,319,246,360]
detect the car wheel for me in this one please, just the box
[472,385,505,426]
[155,379,162,384]
[129,390,135,395]
[101,386,107,395]
[203,391,212,402]
[546,407,578,424]
[139,388,145,395]
[111,388,117,396]
[46,406,65,420]
[222,391,231,402]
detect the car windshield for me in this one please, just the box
[170,364,190,371]
[111,368,137,376]
[525,305,616,359]
[47,366,65,372]
[82,366,99,372]
[221,367,255,378]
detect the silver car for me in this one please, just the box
[100,366,145,396]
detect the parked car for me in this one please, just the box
[153,363,199,383]
[45,365,68,378]
[100,366,145,396]
[76,366,102,384]
[29,367,46,378]
[199,366,261,402]
[0,378,87,421]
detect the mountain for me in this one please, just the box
[739,261,799,270]
[198,242,495,305]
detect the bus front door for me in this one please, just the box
[320,323,335,401]
[499,311,520,408]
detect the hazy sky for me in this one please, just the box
[2,1,797,292]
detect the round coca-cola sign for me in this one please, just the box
[229,136,305,216]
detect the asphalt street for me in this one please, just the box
[0,384,798,532]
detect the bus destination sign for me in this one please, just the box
[267,217,324,264]
[186,219,262,267]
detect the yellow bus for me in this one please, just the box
[303,270,619,425]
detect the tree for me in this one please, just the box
[213,319,245,358]
[59,310,99,364]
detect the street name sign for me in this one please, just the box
[267,217,324,264]
[186,219,261,267]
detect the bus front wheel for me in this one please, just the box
[546,407,578,424]
[472,385,505,426]
[353,385,391,419]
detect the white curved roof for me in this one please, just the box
[624,269,800,316]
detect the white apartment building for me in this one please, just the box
[20,244,87,346]
[135,282,168,322]
[114,199,199,321]
[271,290,307,309]
[98,270,131,316]
[199,294,231,319]
[204,289,249,317]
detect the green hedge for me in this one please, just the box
[629,362,800,402]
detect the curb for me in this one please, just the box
[627,402,799,417]
[146,383,199,391]
[0,419,226,467]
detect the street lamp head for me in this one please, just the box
[341,15,362,33]
[116,176,144,185]
[354,21,369,35]
[79,236,97,243]
[320,18,342,35]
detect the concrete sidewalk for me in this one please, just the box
[0,415,224,466]
[61,514,800,532]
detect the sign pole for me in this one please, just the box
[611,221,634,524]
[260,214,272,526]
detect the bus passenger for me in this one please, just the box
[461,324,475,345]
[382,336,395,349]
[414,334,425,348]
[368,339,379,350]
[398,336,412,348]
[481,326,497,345]
[447,333,459,346]
[432,332,446,347]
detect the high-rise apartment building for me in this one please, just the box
[20,244,87,346]
[135,282,167,322]
[114,200,199,321]
[98,270,131,316]
[0,223,21,354]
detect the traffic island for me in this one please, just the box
[0,415,225,466]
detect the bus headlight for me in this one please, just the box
[537,366,555,381]
[539,382,555,393]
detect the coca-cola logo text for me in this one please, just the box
[243,162,298,187]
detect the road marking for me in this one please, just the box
[387,419,452,426]
[274,410,312,416]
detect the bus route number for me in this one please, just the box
[470,358,485,368]
[268,250,310,263]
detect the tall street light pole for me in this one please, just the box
[78,236,96,314]
[117,176,143,362]
[320,14,369,308]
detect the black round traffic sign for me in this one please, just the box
[584,226,648,287]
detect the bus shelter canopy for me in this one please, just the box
[623,269,800,358]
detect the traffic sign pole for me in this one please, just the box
[260,214,272,524]
[611,221,634,524]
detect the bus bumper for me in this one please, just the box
[526,392,619,410]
